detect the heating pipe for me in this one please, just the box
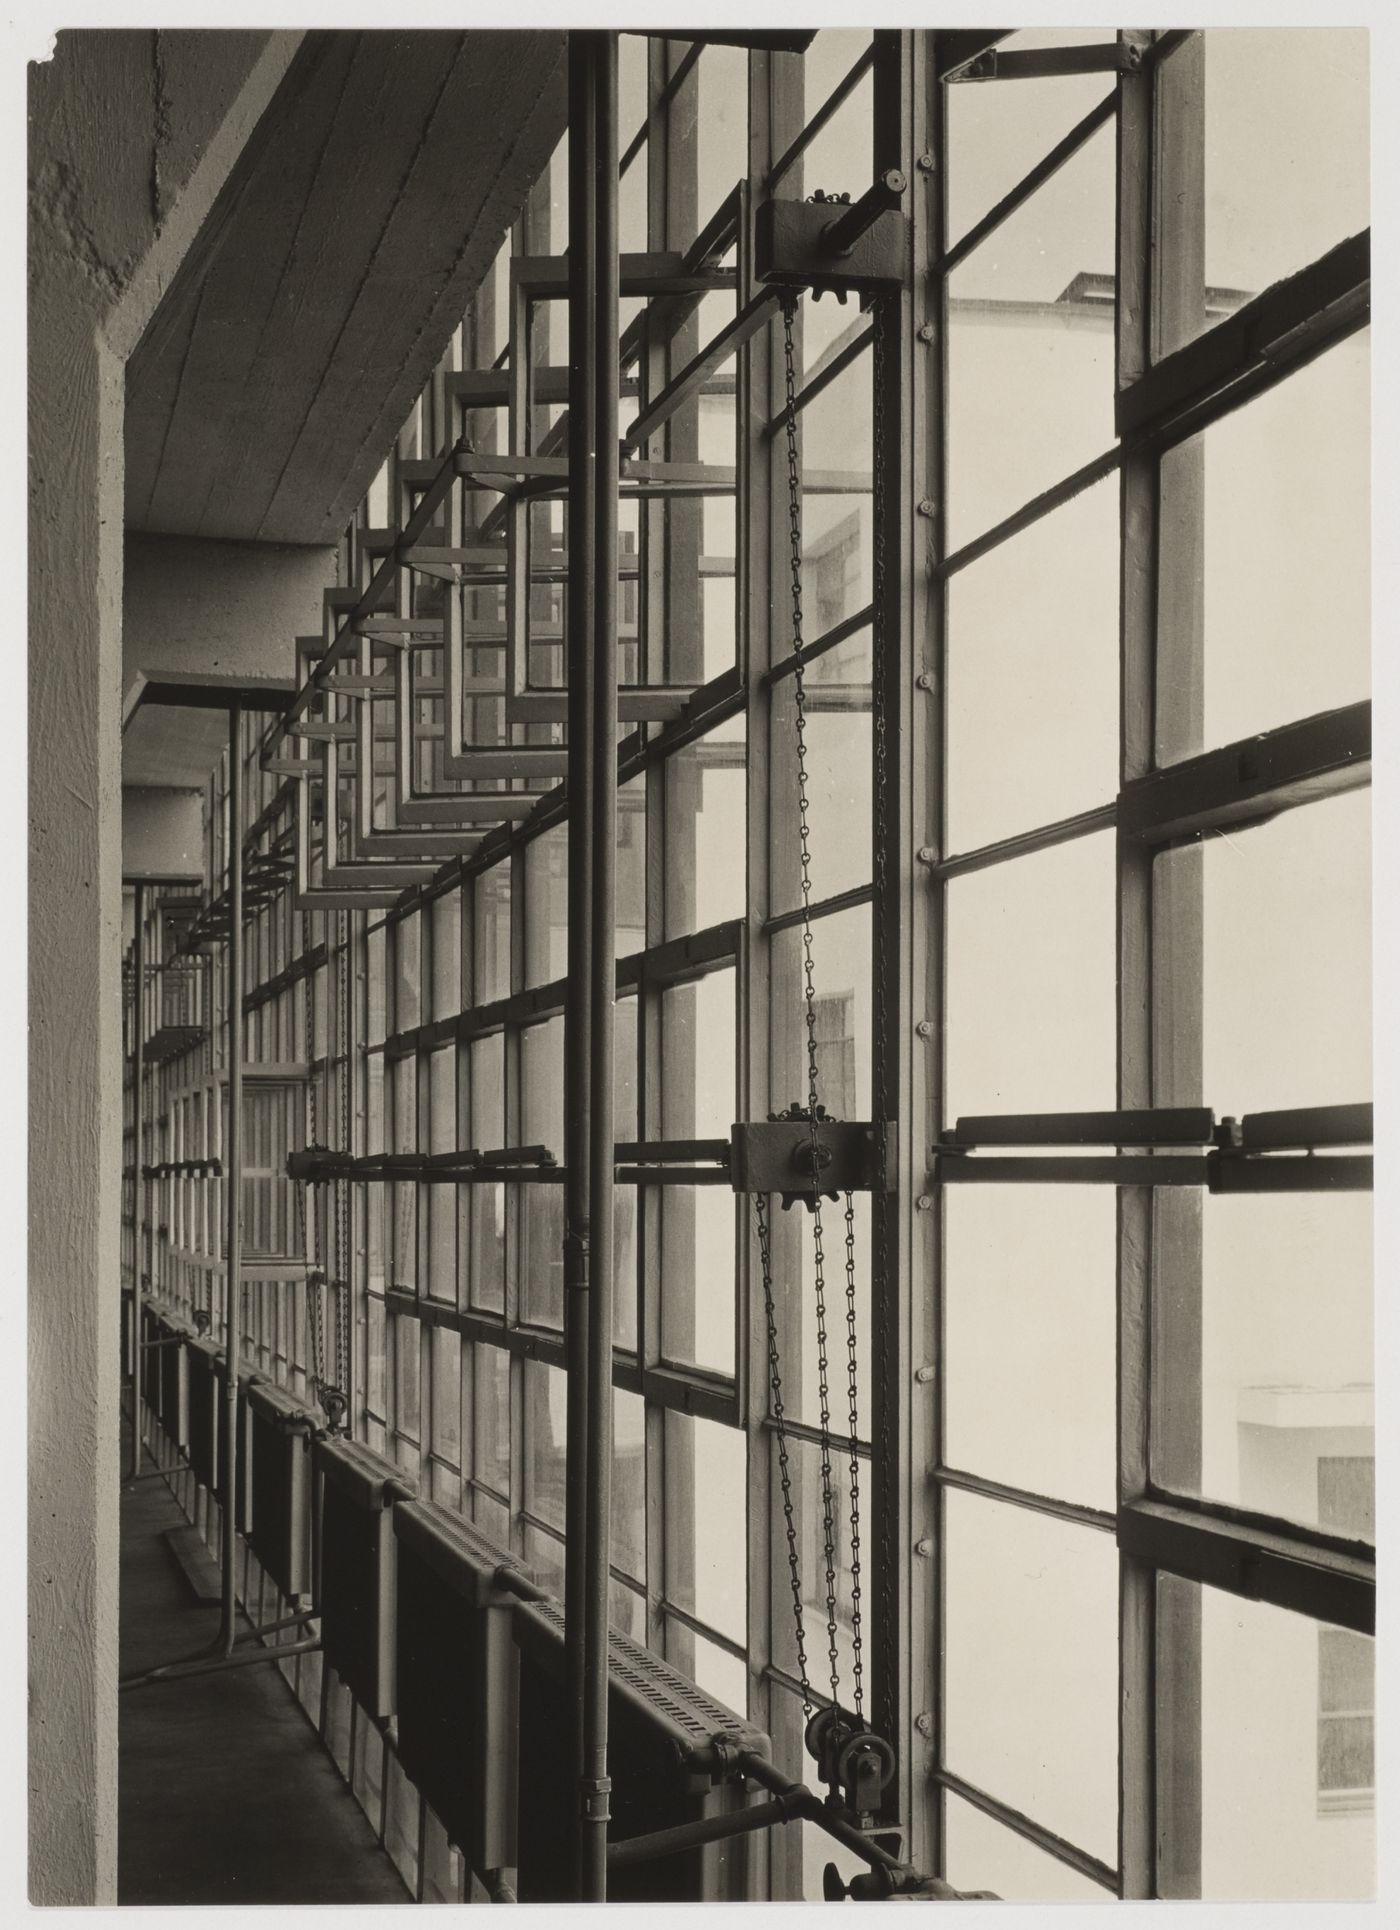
[563,20,599,1895]
[220,698,245,1658]
[580,27,620,1906]
[129,878,146,1481]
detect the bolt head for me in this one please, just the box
[917,498,936,517]
[915,1019,933,1038]
[917,322,935,343]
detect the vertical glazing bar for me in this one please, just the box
[582,27,620,1905]
[129,880,146,1481]
[1142,28,1206,1899]
[870,25,915,1840]
[222,700,245,1656]
[564,26,599,1896]
[906,30,943,1878]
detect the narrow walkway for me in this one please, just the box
[119,1425,410,1905]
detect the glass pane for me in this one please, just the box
[946,30,1117,249]
[610,1580,645,1644]
[770,696,871,916]
[474,865,511,1003]
[523,1360,566,1531]
[943,1792,1112,1902]
[661,970,735,1141]
[695,44,749,236]
[1200,790,1371,1114]
[468,1036,505,1313]
[945,831,1115,1121]
[1159,1575,1374,1898]
[771,904,871,1121]
[683,1627,748,1718]
[1158,333,1369,764]
[523,825,567,988]
[948,121,1115,551]
[664,727,747,937]
[660,1185,734,1377]
[770,1436,868,1713]
[947,477,1118,853]
[616,776,647,956]
[776,1190,871,1438]
[429,1325,461,1464]
[1168,1191,1374,1533]
[1160,30,1369,358]
[945,1186,1116,1510]
[522,1523,564,1598]
[473,1342,510,1497]
[944,1488,1118,1864]
[664,1411,746,1645]
[520,1020,565,1328]
[613,1388,646,1583]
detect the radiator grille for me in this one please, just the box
[513,1599,768,1903]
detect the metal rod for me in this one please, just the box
[820,168,907,256]
[581,28,620,1905]
[563,26,599,1898]
[129,880,146,1482]
[608,1795,796,1871]
[120,1637,322,1693]
[221,699,245,1657]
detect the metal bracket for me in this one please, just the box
[756,175,909,300]
[730,1105,896,1211]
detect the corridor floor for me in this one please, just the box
[118,1425,410,1905]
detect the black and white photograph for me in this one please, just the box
[19,8,1393,1916]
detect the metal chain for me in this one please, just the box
[335,912,352,1410]
[870,292,893,1736]
[756,1190,810,1715]
[300,911,325,1407]
[780,292,847,1726]
[844,1185,864,1719]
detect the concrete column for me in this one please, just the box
[27,30,301,1903]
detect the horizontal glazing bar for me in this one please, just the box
[1121,1498,1374,1635]
[922,802,1117,881]
[763,882,874,937]
[933,1464,1117,1535]
[944,1109,1215,1149]
[1119,701,1370,846]
[932,1768,1119,1894]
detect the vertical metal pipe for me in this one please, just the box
[129,878,146,1481]
[563,27,600,1893]
[221,700,245,1656]
[580,28,620,1906]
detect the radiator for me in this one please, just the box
[184,1344,252,1528]
[314,1436,407,1720]
[157,1312,189,1451]
[185,1338,220,1491]
[141,1306,163,1418]
[513,1598,771,1903]
[392,1500,525,1882]
[246,1379,315,1599]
